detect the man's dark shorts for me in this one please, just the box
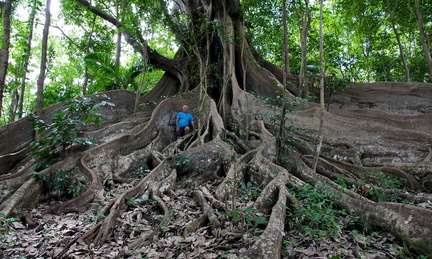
[176,126,187,137]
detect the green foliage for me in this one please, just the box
[172,154,192,172]
[254,89,308,164]
[284,182,427,257]
[220,207,268,230]
[42,170,70,191]
[286,183,362,242]
[67,184,83,198]
[84,52,144,91]
[28,95,115,157]
[220,181,267,230]
[0,217,18,244]
[375,171,406,189]
[31,169,84,198]
[127,197,145,207]
[336,171,409,203]
[367,172,407,202]
[239,181,262,201]
[134,162,152,178]
[25,94,106,197]
[170,153,208,174]
[334,174,349,189]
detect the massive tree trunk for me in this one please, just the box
[1,0,432,258]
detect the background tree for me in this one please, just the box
[35,0,51,117]
[296,0,312,97]
[0,0,13,120]
[16,0,38,120]
[385,0,410,82]
[312,0,324,171]
[410,0,432,79]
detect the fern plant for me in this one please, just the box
[84,52,144,91]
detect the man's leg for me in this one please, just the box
[184,126,190,135]
[176,127,185,139]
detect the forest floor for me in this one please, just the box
[0,176,421,258]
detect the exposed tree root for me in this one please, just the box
[0,177,43,217]
[0,147,31,177]
[291,153,432,255]
[241,179,288,259]
[80,221,103,244]
[1,155,79,217]
[91,160,176,246]
[43,154,102,215]
[184,189,220,237]
[200,185,225,209]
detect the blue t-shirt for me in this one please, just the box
[176,112,194,127]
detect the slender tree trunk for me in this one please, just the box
[386,0,410,82]
[312,0,325,171]
[0,0,13,119]
[83,65,90,96]
[9,76,19,122]
[18,0,38,119]
[362,45,372,83]
[134,24,148,113]
[36,0,51,117]
[278,0,290,165]
[241,26,250,140]
[282,0,290,82]
[83,15,97,96]
[298,0,311,98]
[410,0,432,78]
[392,25,410,82]
[115,0,126,89]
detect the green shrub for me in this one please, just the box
[28,95,114,157]
[286,183,352,240]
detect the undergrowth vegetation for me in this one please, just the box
[27,95,114,198]
[282,183,426,258]
[28,95,114,157]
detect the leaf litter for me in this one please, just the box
[0,178,415,258]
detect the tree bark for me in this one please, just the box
[386,0,410,82]
[0,0,12,119]
[411,0,432,78]
[36,0,51,117]
[312,0,325,171]
[298,0,311,98]
[282,0,290,82]
[82,15,97,96]
[115,0,126,89]
[8,77,18,122]
[18,0,38,119]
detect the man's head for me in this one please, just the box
[182,105,189,112]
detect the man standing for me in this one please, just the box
[176,105,196,139]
